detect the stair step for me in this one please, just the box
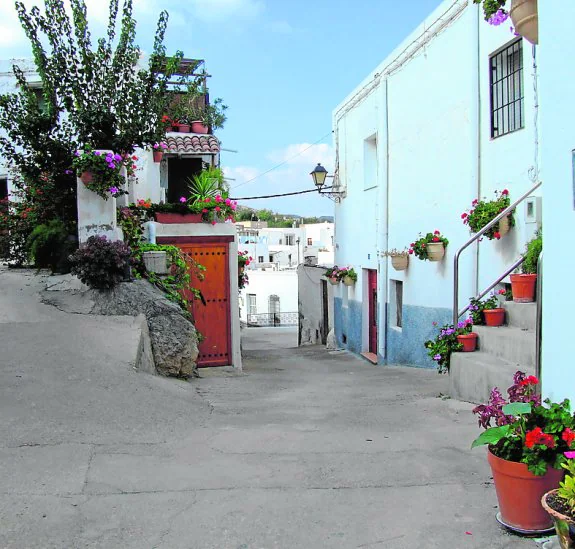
[473,325,536,367]
[503,301,537,331]
[450,351,535,405]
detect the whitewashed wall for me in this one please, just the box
[538,1,575,403]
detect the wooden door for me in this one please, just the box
[179,242,231,367]
[368,270,378,355]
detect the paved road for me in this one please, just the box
[0,271,540,548]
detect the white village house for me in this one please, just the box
[328,0,572,403]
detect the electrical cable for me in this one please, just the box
[229,187,333,201]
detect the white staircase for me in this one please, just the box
[449,302,537,404]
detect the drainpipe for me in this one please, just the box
[473,4,481,299]
[377,78,390,360]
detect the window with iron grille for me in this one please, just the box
[490,39,524,138]
[247,294,257,315]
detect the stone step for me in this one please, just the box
[473,325,536,368]
[503,301,537,331]
[449,351,535,405]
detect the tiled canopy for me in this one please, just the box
[164,135,220,155]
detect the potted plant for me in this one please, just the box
[542,452,575,549]
[72,148,127,199]
[472,373,575,533]
[469,290,507,327]
[511,229,541,303]
[455,318,478,352]
[424,320,472,372]
[339,267,357,287]
[201,97,228,132]
[473,0,538,44]
[461,189,514,241]
[409,230,448,262]
[324,266,340,285]
[152,142,168,163]
[382,249,409,271]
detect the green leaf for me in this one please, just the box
[471,425,512,449]
[502,402,531,416]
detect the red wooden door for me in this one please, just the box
[179,243,231,367]
[368,270,378,355]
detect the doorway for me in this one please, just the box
[167,157,203,203]
[368,269,378,355]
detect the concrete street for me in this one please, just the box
[0,268,543,548]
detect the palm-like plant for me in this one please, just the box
[187,167,227,204]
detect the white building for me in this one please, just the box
[331,0,542,368]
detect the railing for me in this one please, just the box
[453,180,542,326]
[247,312,298,327]
[535,251,543,381]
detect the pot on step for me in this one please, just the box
[510,273,537,303]
[483,308,505,327]
[541,490,575,548]
[456,332,477,352]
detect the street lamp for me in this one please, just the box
[309,163,344,202]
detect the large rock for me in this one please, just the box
[43,279,199,378]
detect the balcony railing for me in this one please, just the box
[247,312,298,327]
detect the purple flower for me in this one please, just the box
[64,169,72,174]
[433,354,441,361]
[94,151,101,156]
[488,9,509,26]
[107,162,115,169]
[109,186,119,195]
[565,452,575,459]
[179,197,187,203]
[114,154,122,162]
[153,143,159,149]
[74,151,81,156]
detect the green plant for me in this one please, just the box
[238,250,251,290]
[150,193,238,223]
[472,372,575,476]
[522,229,542,275]
[424,319,473,373]
[473,0,508,23]
[73,148,127,199]
[187,168,226,204]
[25,219,75,272]
[69,235,131,289]
[558,457,575,512]
[339,266,357,282]
[202,97,228,130]
[117,205,151,249]
[409,230,449,261]
[132,243,205,314]
[468,290,506,324]
[462,189,514,240]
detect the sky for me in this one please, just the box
[0,0,444,217]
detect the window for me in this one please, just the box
[285,234,295,246]
[279,239,283,245]
[269,255,274,263]
[307,238,313,246]
[364,134,378,190]
[490,39,524,138]
[0,178,7,201]
[247,294,257,315]
[258,256,264,263]
[390,280,403,329]
[268,294,280,315]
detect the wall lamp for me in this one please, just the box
[310,163,344,202]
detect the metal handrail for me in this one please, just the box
[453,180,542,326]
[535,251,543,380]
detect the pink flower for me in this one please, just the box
[179,197,187,203]
[211,220,216,226]
[215,195,222,203]
[215,206,221,212]
[202,208,208,213]
[225,198,231,206]
[565,451,575,459]
[204,197,212,203]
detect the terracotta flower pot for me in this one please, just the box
[191,121,209,134]
[510,273,537,303]
[328,277,339,286]
[497,216,510,238]
[488,450,563,533]
[456,332,477,352]
[80,171,94,184]
[541,490,575,548]
[342,275,355,287]
[154,212,203,224]
[178,124,191,133]
[426,242,445,262]
[391,255,409,271]
[153,150,163,163]
[510,0,538,45]
[483,308,506,327]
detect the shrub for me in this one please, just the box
[25,219,76,272]
[69,236,131,289]
[522,229,542,275]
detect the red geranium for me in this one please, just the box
[525,427,556,449]
[563,428,575,447]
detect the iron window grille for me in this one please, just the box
[490,39,524,138]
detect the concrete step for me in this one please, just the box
[449,351,535,405]
[473,325,536,368]
[503,301,537,331]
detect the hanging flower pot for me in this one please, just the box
[342,275,355,287]
[391,255,409,271]
[80,171,94,184]
[456,332,478,352]
[510,273,537,303]
[328,277,339,286]
[510,0,538,45]
[153,151,163,163]
[191,120,209,134]
[488,450,562,532]
[541,490,575,549]
[483,308,506,327]
[427,242,445,262]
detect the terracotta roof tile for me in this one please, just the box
[165,134,220,155]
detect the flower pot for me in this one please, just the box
[178,124,191,133]
[426,242,445,262]
[342,275,355,287]
[541,490,575,549]
[191,120,209,134]
[154,212,203,224]
[80,171,94,184]
[488,450,563,533]
[171,125,180,132]
[483,308,506,327]
[142,251,168,275]
[510,273,537,303]
[456,332,477,352]
[153,150,164,163]
[391,255,409,271]
[328,277,339,286]
[510,0,538,45]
